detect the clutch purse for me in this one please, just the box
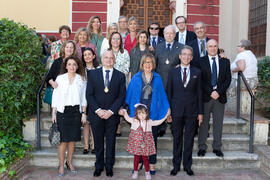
[48,122,60,146]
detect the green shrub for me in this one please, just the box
[0,132,31,178]
[0,18,45,134]
[257,56,270,117]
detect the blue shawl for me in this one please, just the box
[125,71,170,120]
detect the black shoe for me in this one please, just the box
[213,149,224,157]
[83,144,90,154]
[158,131,165,137]
[91,149,95,154]
[197,149,206,157]
[106,170,113,177]
[184,168,194,176]
[93,169,102,177]
[170,168,179,176]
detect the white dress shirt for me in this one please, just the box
[180,64,190,87]
[178,30,187,45]
[208,55,219,89]
[150,35,158,46]
[52,73,87,113]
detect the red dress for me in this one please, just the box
[126,125,156,156]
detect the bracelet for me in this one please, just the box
[82,111,86,114]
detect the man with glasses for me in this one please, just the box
[174,16,197,45]
[187,21,210,68]
[148,22,164,49]
[118,16,129,44]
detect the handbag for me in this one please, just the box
[48,122,60,146]
[43,86,53,105]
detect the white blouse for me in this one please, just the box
[52,73,87,113]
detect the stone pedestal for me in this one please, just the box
[254,120,270,145]
[23,116,37,146]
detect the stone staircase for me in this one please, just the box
[28,111,260,170]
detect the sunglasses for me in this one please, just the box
[150,27,159,30]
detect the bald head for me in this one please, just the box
[101,50,115,69]
[206,39,219,56]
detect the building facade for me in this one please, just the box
[0,0,269,60]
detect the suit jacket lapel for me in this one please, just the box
[217,58,222,82]
[185,66,194,88]
[205,56,212,78]
[109,68,116,89]
[177,67,185,88]
[99,67,105,89]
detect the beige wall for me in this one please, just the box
[219,0,249,61]
[0,0,71,32]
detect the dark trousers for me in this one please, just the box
[90,115,119,171]
[198,99,225,151]
[171,116,197,170]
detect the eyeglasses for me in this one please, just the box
[150,27,159,30]
[112,37,120,41]
[176,22,185,24]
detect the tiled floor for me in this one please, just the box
[19,166,270,180]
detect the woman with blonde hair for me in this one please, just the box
[87,16,104,62]
[74,27,98,62]
[124,16,138,54]
[46,40,77,90]
[100,23,119,56]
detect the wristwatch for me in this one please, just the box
[82,111,86,114]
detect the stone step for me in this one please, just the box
[30,148,259,170]
[41,115,249,134]
[40,130,250,151]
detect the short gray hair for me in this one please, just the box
[180,45,193,56]
[240,39,252,50]
[193,21,206,30]
[164,25,176,34]
[128,16,137,24]
[118,15,127,22]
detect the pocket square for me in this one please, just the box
[193,75,197,78]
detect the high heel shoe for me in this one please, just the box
[58,166,64,177]
[83,144,90,154]
[65,161,77,174]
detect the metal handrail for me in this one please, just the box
[36,70,50,150]
[236,71,255,153]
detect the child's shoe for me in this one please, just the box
[132,171,138,179]
[145,171,151,180]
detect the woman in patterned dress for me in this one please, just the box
[108,32,130,136]
[119,104,169,180]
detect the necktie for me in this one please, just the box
[180,34,184,44]
[152,37,156,47]
[200,39,205,57]
[211,57,217,87]
[167,43,171,52]
[183,68,187,85]
[105,70,110,87]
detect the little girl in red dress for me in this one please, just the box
[119,103,170,180]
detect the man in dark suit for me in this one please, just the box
[167,45,203,176]
[197,39,231,158]
[174,16,197,45]
[155,25,183,137]
[187,21,210,68]
[86,50,126,177]
[155,25,184,87]
[148,22,164,49]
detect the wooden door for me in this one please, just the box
[121,0,172,30]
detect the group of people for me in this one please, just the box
[46,14,258,179]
